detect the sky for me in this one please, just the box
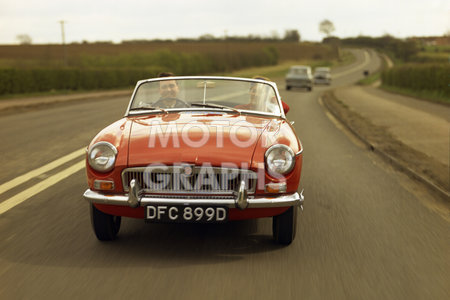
[0,0,448,44]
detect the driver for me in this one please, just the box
[154,72,189,108]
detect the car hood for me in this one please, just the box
[127,112,278,167]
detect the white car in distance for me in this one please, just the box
[313,67,332,85]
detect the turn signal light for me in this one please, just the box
[264,182,287,193]
[94,180,115,191]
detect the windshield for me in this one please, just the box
[289,68,308,75]
[130,78,281,115]
[315,68,329,74]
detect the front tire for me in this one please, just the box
[273,206,297,245]
[286,86,291,90]
[90,204,121,241]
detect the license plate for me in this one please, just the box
[146,205,228,223]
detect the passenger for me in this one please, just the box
[234,76,269,111]
[235,76,289,114]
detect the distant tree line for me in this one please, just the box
[121,29,301,44]
[14,29,302,46]
[334,35,420,62]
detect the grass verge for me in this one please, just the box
[358,72,380,85]
[380,84,450,105]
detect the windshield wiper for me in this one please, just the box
[190,102,241,114]
[129,106,168,114]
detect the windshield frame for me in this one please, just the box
[124,76,286,119]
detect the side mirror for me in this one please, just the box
[282,101,290,114]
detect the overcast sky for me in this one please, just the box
[0,0,448,44]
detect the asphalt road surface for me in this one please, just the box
[0,50,448,299]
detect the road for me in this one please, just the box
[0,50,448,299]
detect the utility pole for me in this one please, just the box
[224,29,230,68]
[59,20,67,66]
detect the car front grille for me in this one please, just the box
[122,166,257,194]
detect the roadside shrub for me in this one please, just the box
[0,68,160,94]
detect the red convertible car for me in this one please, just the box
[83,76,304,244]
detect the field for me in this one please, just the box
[0,42,336,68]
[0,42,338,96]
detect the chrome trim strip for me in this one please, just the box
[83,189,303,209]
[295,148,304,156]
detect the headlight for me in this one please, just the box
[265,144,295,176]
[88,142,118,172]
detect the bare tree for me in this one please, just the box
[319,20,335,37]
[270,30,281,40]
[16,34,32,45]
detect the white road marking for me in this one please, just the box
[0,147,85,196]
[0,160,85,215]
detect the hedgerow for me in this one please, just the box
[381,64,450,98]
[0,47,279,95]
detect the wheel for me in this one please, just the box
[307,86,312,91]
[273,206,297,245]
[286,86,291,90]
[90,204,121,241]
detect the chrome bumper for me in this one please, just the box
[83,188,304,210]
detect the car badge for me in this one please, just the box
[183,166,193,176]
